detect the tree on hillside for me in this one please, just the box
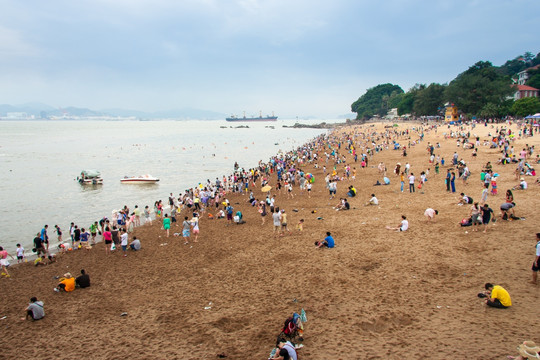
[413,83,446,116]
[532,52,540,66]
[351,83,404,120]
[511,97,540,117]
[444,61,513,116]
[525,68,540,90]
[499,57,527,76]
[397,84,424,115]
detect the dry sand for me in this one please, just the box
[1,121,539,359]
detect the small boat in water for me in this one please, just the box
[78,170,103,185]
[120,174,160,184]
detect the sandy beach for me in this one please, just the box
[1,120,539,359]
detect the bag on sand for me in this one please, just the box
[111,243,116,251]
[300,308,307,323]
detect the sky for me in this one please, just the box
[0,0,539,118]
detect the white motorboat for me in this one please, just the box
[120,174,160,184]
[78,170,103,185]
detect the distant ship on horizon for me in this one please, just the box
[226,111,277,122]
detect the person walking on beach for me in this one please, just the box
[408,173,415,193]
[16,243,25,263]
[163,214,171,237]
[0,246,15,277]
[446,169,451,192]
[400,171,405,192]
[133,205,141,227]
[191,215,200,242]
[272,208,282,237]
[259,201,267,225]
[226,204,234,225]
[40,225,49,251]
[120,228,128,257]
[103,227,113,255]
[144,205,152,225]
[481,204,494,233]
[450,171,456,193]
[280,209,290,235]
[73,225,81,249]
[54,225,62,243]
[182,216,191,244]
[89,221,98,245]
[470,202,482,232]
[532,233,540,285]
[69,222,75,247]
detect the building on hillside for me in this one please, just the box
[517,64,540,85]
[6,112,30,119]
[514,84,539,100]
[444,103,458,123]
[385,108,398,120]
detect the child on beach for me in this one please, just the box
[163,214,171,237]
[191,215,200,242]
[120,228,128,257]
[144,205,152,225]
[0,246,15,277]
[386,215,409,232]
[16,243,25,263]
[54,225,62,242]
[297,219,304,232]
[182,217,192,244]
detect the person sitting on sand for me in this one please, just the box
[33,255,47,267]
[76,269,91,288]
[315,232,335,249]
[458,193,474,205]
[217,209,225,219]
[512,177,528,190]
[365,194,378,206]
[54,273,76,292]
[271,337,298,360]
[386,215,409,232]
[347,185,357,197]
[483,283,511,309]
[23,297,45,321]
[507,340,540,360]
[424,208,438,222]
[130,237,141,251]
[335,198,350,211]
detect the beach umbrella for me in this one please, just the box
[261,185,272,192]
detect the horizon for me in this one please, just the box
[1,0,539,118]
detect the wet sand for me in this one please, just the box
[1,121,539,359]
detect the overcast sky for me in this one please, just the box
[0,0,538,118]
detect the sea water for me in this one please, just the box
[0,119,331,251]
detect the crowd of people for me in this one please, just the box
[3,118,540,358]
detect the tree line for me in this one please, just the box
[351,51,540,120]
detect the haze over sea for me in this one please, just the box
[0,119,334,252]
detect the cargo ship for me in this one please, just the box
[226,111,277,122]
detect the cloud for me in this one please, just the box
[0,0,539,117]
[0,25,37,58]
